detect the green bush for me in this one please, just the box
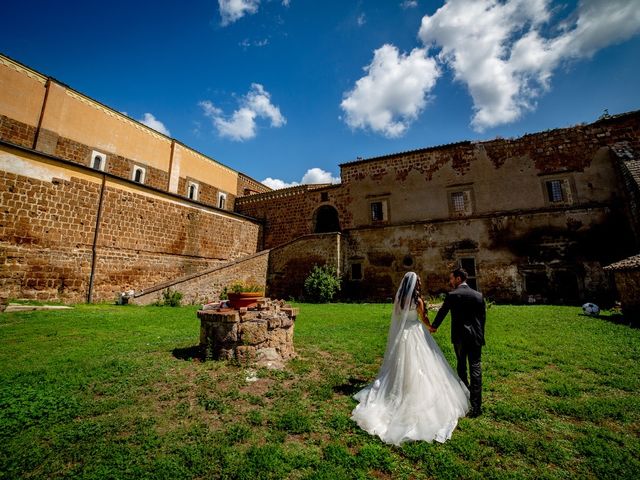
[304,265,341,303]
[156,288,183,307]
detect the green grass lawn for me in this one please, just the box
[1,303,638,479]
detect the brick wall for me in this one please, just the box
[0,145,261,303]
[235,185,351,249]
[0,114,36,148]
[237,173,271,196]
[176,177,237,211]
[613,270,640,324]
[266,233,341,300]
[133,250,270,305]
[340,111,640,184]
[613,154,640,249]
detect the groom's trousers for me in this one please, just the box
[454,343,482,412]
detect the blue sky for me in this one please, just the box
[2,0,640,188]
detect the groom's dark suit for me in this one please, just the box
[432,283,486,415]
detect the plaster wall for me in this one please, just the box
[0,56,46,127]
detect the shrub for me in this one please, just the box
[157,288,183,307]
[304,265,341,303]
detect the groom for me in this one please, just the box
[430,268,486,417]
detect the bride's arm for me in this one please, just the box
[417,298,432,329]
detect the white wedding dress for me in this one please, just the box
[351,273,470,445]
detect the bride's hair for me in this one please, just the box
[413,276,423,305]
[397,272,423,308]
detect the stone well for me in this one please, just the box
[197,298,298,368]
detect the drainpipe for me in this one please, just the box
[87,174,107,303]
[167,139,176,192]
[33,78,51,150]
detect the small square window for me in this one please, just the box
[546,180,565,203]
[321,192,329,202]
[187,181,199,201]
[371,200,388,222]
[91,151,106,171]
[218,192,227,209]
[449,189,472,216]
[542,177,574,206]
[132,166,146,184]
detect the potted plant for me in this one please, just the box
[226,282,265,309]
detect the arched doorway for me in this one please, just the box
[314,205,340,233]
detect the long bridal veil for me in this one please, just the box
[351,272,470,445]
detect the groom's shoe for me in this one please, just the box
[468,408,482,418]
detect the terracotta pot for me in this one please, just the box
[227,292,264,309]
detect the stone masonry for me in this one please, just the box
[198,298,298,368]
[0,144,262,303]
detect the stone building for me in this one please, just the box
[236,112,640,304]
[0,53,269,303]
[1,52,639,305]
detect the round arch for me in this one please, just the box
[313,205,341,233]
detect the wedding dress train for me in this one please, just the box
[351,274,470,445]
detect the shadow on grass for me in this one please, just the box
[172,345,204,361]
[333,377,370,396]
[579,313,639,328]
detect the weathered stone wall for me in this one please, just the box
[198,300,297,367]
[133,250,269,306]
[342,206,630,304]
[266,233,341,300]
[235,185,350,249]
[238,111,640,303]
[0,144,262,303]
[340,113,640,186]
[612,270,640,324]
[613,151,640,249]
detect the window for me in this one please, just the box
[187,181,199,201]
[218,192,227,209]
[91,151,106,171]
[544,178,573,204]
[350,263,363,281]
[448,189,473,216]
[132,165,146,184]
[546,180,564,202]
[459,257,478,291]
[370,200,388,222]
[321,192,329,202]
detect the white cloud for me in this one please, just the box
[418,0,640,131]
[219,0,260,26]
[138,113,171,136]
[261,168,340,190]
[239,38,269,49]
[357,13,367,26]
[401,1,418,8]
[261,177,296,190]
[340,44,440,138]
[199,84,285,141]
[301,168,341,184]
[282,0,291,6]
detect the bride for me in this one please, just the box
[351,271,470,445]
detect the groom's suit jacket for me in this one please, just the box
[432,283,486,347]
